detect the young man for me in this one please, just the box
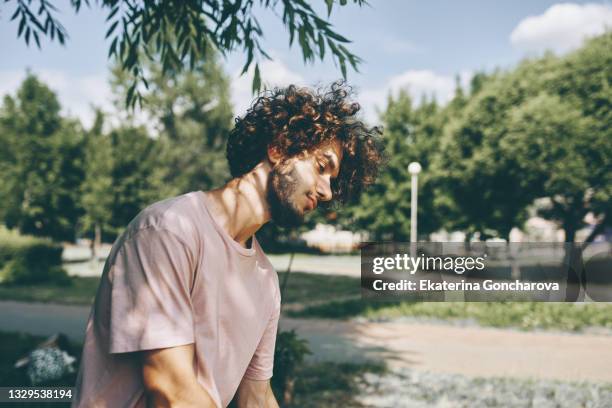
[73,81,383,407]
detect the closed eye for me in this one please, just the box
[318,161,326,174]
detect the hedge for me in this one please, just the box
[0,227,69,285]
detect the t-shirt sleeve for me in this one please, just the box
[108,227,196,354]
[243,294,281,381]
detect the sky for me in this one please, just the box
[1,1,611,126]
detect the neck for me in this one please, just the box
[205,161,272,247]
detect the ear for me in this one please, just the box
[267,145,283,164]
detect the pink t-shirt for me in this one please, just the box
[73,191,281,408]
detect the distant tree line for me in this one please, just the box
[343,32,611,243]
[0,51,233,248]
[0,33,609,246]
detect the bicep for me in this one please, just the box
[141,344,196,394]
[141,344,217,407]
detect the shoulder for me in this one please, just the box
[124,192,205,244]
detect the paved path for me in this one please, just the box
[1,301,611,383]
[0,300,90,340]
[346,320,612,383]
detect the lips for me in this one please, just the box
[306,195,317,211]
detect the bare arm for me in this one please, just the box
[235,378,279,408]
[141,344,217,408]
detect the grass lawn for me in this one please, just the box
[3,272,612,332]
[0,271,359,307]
[0,276,99,305]
[291,299,612,331]
[279,271,360,305]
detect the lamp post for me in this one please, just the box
[408,162,422,245]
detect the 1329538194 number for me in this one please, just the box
[5,388,73,400]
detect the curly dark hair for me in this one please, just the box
[226,81,384,204]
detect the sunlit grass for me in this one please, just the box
[292,299,612,331]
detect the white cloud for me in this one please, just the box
[359,70,472,124]
[230,56,305,116]
[510,3,612,54]
[0,69,112,128]
[388,70,455,102]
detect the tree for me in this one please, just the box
[503,93,607,242]
[0,74,85,242]
[8,0,366,106]
[545,33,612,238]
[80,110,114,256]
[436,55,559,240]
[108,125,169,234]
[436,32,610,241]
[346,91,444,240]
[110,48,233,195]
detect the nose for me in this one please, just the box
[316,175,333,202]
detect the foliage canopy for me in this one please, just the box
[8,0,365,107]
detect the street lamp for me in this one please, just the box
[408,162,422,245]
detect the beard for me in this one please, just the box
[267,161,306,228]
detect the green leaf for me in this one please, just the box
[326,29,350,43]
[108,36,118,58]
[154,31,162,51]
[317,33,325,59]
[298,26,307,55]
[18,17,26,37]
[10,7,20,21]
[124,48,138,69]
[33,31,41,49]
[339,56,347,78]
[327,38,339,54]
[241,49,254,75]
[252,63,261,93]
[30,16,45,32]
[257,44,271,60]
[106,6,120,22]
[126,82,136,108]
[105,20,119,39]
[325,0,334,16]
[181,39,191,61]
[313,15,330,30]
[119,37,126,58]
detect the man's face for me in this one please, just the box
[267,139,343,227]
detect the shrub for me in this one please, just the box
[0,227,69,285]
[272,330,312,406]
